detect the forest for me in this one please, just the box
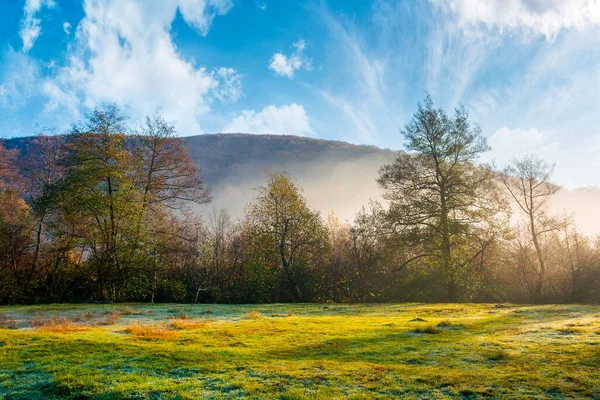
[1,98,599,305]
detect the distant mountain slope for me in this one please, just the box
[2,133,398,220]
[182,134,396,186]
[2,133,397,185]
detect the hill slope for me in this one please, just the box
[182,133,396,185]
[2,133,398,220]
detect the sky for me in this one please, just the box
[1,0,600,188]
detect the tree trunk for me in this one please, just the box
[529,213,546,303]
[447,280,457,303]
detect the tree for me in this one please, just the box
[501,155,568,303]
[0,143,19,189]
[130,115,211,302]
[244,172,329,302]
[20,134,66,283]
[558,228,600,302]
[60,105,144,300]
[131,115,210,213]
[378,95,505,301]
[0,142,34,303]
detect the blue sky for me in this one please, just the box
[2,0,600,187]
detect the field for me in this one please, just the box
[0,303,599,399]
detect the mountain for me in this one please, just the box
[4,133,600,233]
[182,133,396,186]
[1,133,398,221]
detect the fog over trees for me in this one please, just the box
[1,99,599,304]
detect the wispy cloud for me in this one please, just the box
[20,0,56,52]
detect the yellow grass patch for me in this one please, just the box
[169,317,210,330]
[32,317,91,333]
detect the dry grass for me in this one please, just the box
[30,311,120,331]
[95,312,121,326]
[123,324,180,342]
[169,317,209,330]
[119,307,143,316]
[245,310,262,319]
[72,312,94,322]
[32,317,91,333]
[0,313,17,329]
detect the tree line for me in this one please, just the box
[1,98,599,304]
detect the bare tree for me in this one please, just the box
[501,155,568,303]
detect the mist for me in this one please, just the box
[198,151,391,223]
[199,153,600,237]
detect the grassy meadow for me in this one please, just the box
[0,303,599,399]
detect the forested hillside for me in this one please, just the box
[3,133,396,187]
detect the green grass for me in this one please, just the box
[1,303,599,399]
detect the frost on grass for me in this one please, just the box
[1,303,599,398]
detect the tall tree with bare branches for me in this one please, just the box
[501,155,568,303]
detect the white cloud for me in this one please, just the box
[268,39,311,78]
[20,0,56,52]
[432,0,600,40]
[44,0,236,135]
[223,104,312,135]
[63,22,71,35]
[176,0,233,35]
